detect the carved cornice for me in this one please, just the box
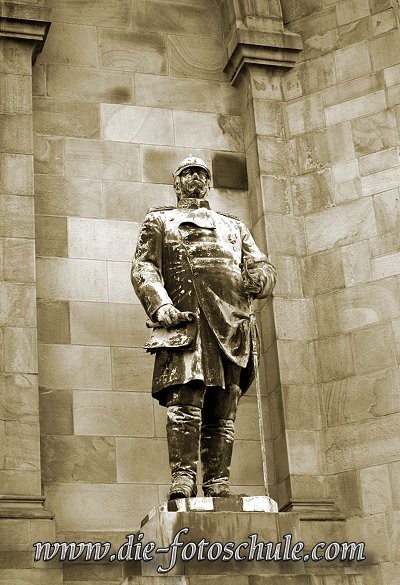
[0,1,50,64]
[0,495,53,519]
[224,25,303,84]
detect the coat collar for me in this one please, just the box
[177,198,211,210]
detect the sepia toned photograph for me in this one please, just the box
[0,0,399,584]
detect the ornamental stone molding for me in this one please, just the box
[221,0,303,83]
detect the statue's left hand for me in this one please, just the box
[243,266,263,296]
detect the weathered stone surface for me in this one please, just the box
[99,29,167,74]
[352,323,396,374]
[314,334,355,382]
[326,90,386,126]
[32,63,46,97]
[168,35,227,81]
[258,137,292,175]
[133,0,220,38]
[44,0,132,27]
[282,384,322,430]
[266,214,306,256]
[37,300,70,345]
[231,440,263,486]
[274,298,317,341]
[174,111,243,151]
[261,175,291,214]
[361,167,400,196]
[292,170,334,215]
[338,15,373,47]
[326,121,355,163]
[0,569,62,585]
[305,198,377,253]
[352,109,399,156]
[253,99,284,138]
[0,114,32,154]
[270,255,302,298]
[286,429,322,475]
[341,240,372,286]
[34,134,64,175]
[3,238,35,283]
[33,99,99,138]
[47,66,134,104]
[43,483,158,531]
[73,390,153,437]
[322,73,382,108]
[314,278,400,336]
[332,159,361,202]
[35,215,68,258]
[277,340,317,385]
[321,369,400,427]
[303,28,340,60]
[68,217,140,262]
[38,23,98,67]
[335,41,372,83]
[373,188,400,233]
[372,8,397,36]
[359,147,399,176]
[41,436,116,483]
[101,104,173,146]
[116,438,169,483]
[69,302,148,347]
[0,153,33,196]
[37,258,107,301]
[301,248,345,295]
[0,283,36,327]
[103,181,174,222]
[336,0,370,26]
[324,412,400,472]
[66,139,140,181]
[0,74,32,114]
[4,327,38,373]
[35,174,103,218]
[39,388,73,435]
[111,347,153,391]
[135,73,241,115]
[38,344,112,390]
[107,261,140,304]
[286,94,325,135]
[372,251,400,279]
[296,129,331,174]
[0,373,38,423]
[370,30,400,70]
[370,0,392,14]
[302,54,336,94]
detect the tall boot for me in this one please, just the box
[166,404,201,500]
[201,417,236,497]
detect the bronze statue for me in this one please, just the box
[131,156,276,500]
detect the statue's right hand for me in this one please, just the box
[154,304,192,327]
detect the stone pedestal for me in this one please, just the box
[123,497,304,579]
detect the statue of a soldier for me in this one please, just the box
[131,156,276,500]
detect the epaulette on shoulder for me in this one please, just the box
[147,206,175,213]
[217,210,241,222]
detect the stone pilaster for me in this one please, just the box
[0,0,51,517]
[221,1,335,518]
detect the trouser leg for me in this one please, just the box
[201,382,242,497]
[165,383,205,500]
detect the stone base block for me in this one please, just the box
[124,497,303,578]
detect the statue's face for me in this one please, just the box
[178,166,210,199]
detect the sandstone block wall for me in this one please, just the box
[278,1,400,582]
[34,0,262,542]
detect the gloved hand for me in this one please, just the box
[154,304,193,327]
[243,266,264,296]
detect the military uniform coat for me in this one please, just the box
[131,199,276,405]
